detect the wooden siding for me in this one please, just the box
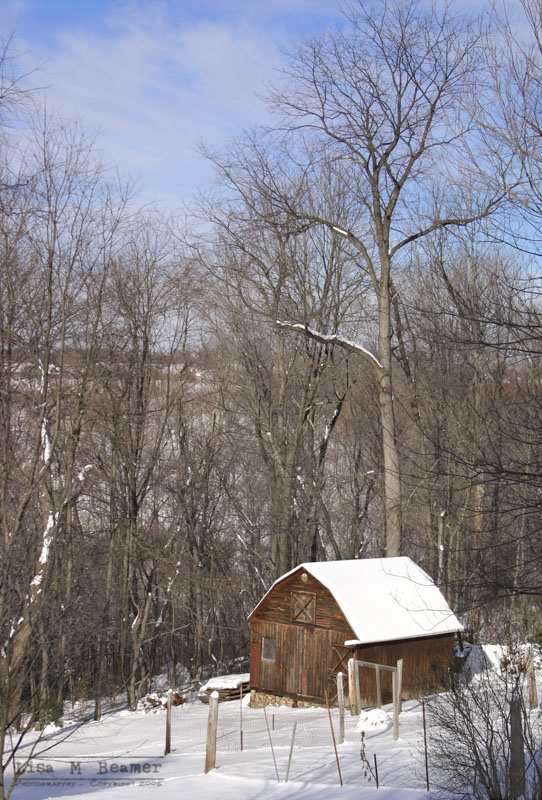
[250,568,356,634]
[250,619,352,701]
[352,633,455,705]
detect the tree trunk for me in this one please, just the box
[377,281,402,557]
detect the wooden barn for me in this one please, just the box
[248,557,462,707]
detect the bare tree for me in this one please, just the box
[87,213,194,710]
[394,231,542,626]
[428,650,542,799]
[482,0,542,250]
[194,163,372,575]
[254,0,507,556]
[0,41,132,790]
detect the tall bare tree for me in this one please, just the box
[255,0,507,556]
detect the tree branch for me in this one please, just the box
[276,320,383,372]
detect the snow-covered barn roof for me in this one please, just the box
[249,557,462,645]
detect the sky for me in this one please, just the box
[1,0,340,207]
[1,0,498,210]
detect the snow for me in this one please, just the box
[77,464,93,483]
[250,558,462,645]
[460,642,542,678]
[5,646,541,800]
[40,418,51,464]
[30,513,56,587]
[356,708,389,731]
[200,674,250,692]
[4,696,432,800]
[276,321,383,371]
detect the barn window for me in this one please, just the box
[291,591,316,625]
[262,637,276,661]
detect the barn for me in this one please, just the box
[248,557,462,707]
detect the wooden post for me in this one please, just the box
[204,691,219,773]
[392,670,399,741]
[374,753,379,789]
[240,683,243,751]
[285,721,297,782]
[263,706,280,783]
[348,658,356,716]
[325,690,343,787]
[527,650,538,710]
[510,691,525,799]
[354,659,361,715]
[422,698,430,792]
[164,689,172,755]
[375,664,382,707]
[337,672,345,745]
[396,658,403,713]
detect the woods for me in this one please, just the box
[1,0,542,749]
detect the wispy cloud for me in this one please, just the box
[8,0,338,206]
[1,0,30,30]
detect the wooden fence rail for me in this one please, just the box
[348,657,403,740]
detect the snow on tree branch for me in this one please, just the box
[276,320,383,372]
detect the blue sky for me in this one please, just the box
[1,0,340,206]
[2,0,495,208]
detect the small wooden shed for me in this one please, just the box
[248,557,462,706]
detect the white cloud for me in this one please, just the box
[6,0,344,205]
[20,2,289,205]
[1,0,29,30]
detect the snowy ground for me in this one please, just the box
[5,696,430,800]
[5,645,541,800]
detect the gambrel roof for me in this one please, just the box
[249,557,462,645]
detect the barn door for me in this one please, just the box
[285,627,302,696]
[284,627,316,698]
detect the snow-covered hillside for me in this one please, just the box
[4,645,541,800]
[6,698,429,800]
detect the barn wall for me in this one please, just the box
[250,618,353,701]
[353,633,455,704]
[249,569,356,701]
[250,569,356,632]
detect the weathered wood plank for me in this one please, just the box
[250,569,356,634]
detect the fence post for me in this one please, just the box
[204,691,219,773]
[397,658,403,713]
[392,670,399,741]
[348,658,356,715]
[337,672,345,745]
[354,659,361,715]
[263,706,280,783]
[422,698,430,792]
[164,689,172,755]
[285,721,297,782]
[325,690,343,787]
[527,649,538,710]
[240,684,243,751]
[375,664,382,707]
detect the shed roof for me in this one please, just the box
[249,557,462,645]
